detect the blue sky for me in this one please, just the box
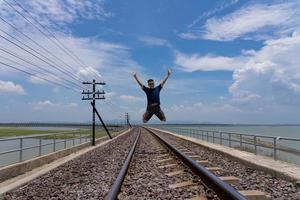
[0,0,300,124]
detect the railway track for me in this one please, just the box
[105,127,267,200]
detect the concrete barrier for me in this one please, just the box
[0,130,127,183]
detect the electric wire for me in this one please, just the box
[4,0,101,81]
[0,15,90,82]
[0,32,86,90]
[0,50,79,90]
[0,29,87,90]
[0,61,78,92]
[3,0,120,97]
[2,0,130,120]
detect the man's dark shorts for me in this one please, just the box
[143,103,166,123]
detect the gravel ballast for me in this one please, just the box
[2,128,137,200]
[156,129,300,200]
[120,128,207,199]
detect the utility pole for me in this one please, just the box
[125,112,132,128]
[82,79,107,146]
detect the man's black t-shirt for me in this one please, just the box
[142,84,162,106]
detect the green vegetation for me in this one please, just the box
[95,130,108,138]
[0,128,69,137]
[0,127,117,140]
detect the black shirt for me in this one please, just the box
[142,84,162,106]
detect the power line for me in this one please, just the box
[3,0,123,99]
[0,51,79,90]
[0,29,87,89]
[0,61,78,92]
[0,15,90,82]
[1,0,129,118]
[4,0,101,81]
[0,47,72,87]
[0,32,86,90]
[0,54,50,78]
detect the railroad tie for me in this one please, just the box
[219,176,239,185]
[173,145,183,148]
[157,154,169,158]
[196,160,210,165]
[206,167,222,172]
[156,158,173,163]
[188,190,266,200]
[187,195,208,200]
[175,146,186,149]
[182,151,194,154]
[189,155,202,159]
[158,163,177,169]
[165,170,185,177]
[177,148,189,152]
[239,190,267,200]
[169,181,196,189]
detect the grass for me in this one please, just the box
[0,128,69,137]
[35,130,115,140]
[0,127,117,140]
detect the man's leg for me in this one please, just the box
[143,109,154,123]
[155,106,166,122]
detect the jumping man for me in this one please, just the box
[133,69,171,123]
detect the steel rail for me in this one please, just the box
[106,129,140,200]
[144,127,247,200]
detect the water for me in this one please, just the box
[0,137,90,167]
[0,126,122,168]
[158,124,300,138]
[0,127,91,167]
[153,124,300,166]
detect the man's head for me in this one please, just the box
[147,79,155,89]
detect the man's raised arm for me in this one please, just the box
[160,69,171,87]
[133,72,144,88]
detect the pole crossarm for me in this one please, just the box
[82,81,106,85]
[82,90,105,95]
[82,97,105,100]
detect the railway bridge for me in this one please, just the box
[1,127,300,200]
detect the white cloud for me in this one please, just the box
[0,80,25,94]
[174,51,245,72]
[52,87,60,93]
[105,91,116,100]
[187,0,239,29]
[29,74,60,85]
[120,95,144,102]
[76,66,102,80]
[230,32,300,105]
[177,32,201,40]
[0,0,146,123]
[1,0,112,29]
[32,100,78,110]
[32,100,57,109]
[0,0,141,92]
[67,102,78,107]
[175,29,300,109]
[180,1,300,41]
[0,21,142,92]
[166,103,242,123]
[138,36,171,47]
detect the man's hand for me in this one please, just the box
[133,72,137,78]
[161,69,172,87]
[167,69,172,76]
[133,72,144,88]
